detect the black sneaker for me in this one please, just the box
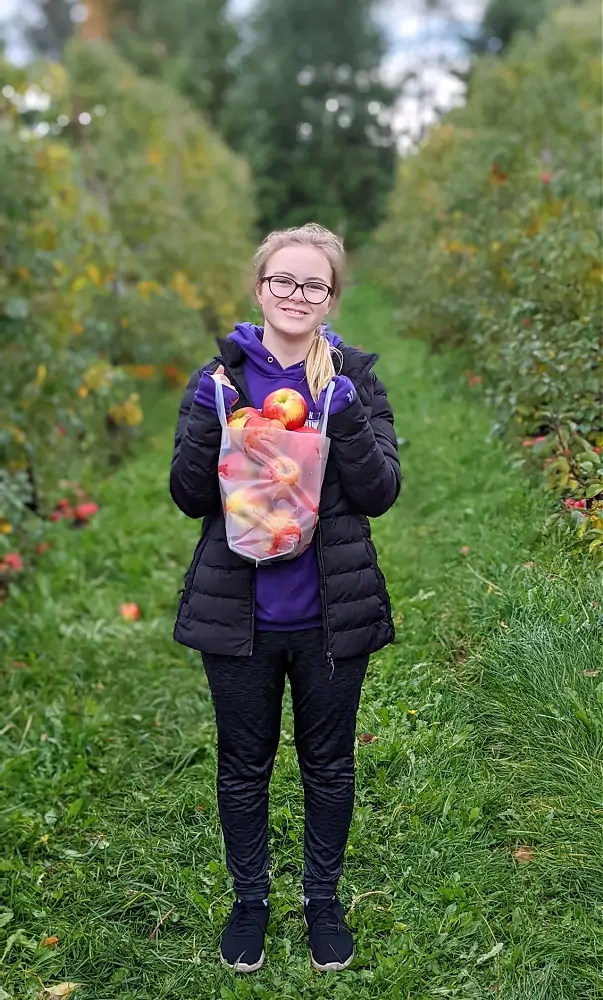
[220,898,269,972]
[304,896,354,972]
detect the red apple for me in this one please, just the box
[263,511,302,556]
[273,492,318,538]
[50,498,75,521]
[262,388,308,430]
[218,451,256,484]
[286,485,320,522]
[297,490,320,519]
[74,502,99,521]
[227,406,260,429]
[120,602,141,621]
[300,507,319,532]
[246,415,285,429]
[263,455,301,489]
[225,486,269,528]
[243,416,286,460]
[0,552,24,572]
[289,424,323,465]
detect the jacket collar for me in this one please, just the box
[216,336,378,384]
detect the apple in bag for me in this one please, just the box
[227,406,260,429]
[262,388,308,431]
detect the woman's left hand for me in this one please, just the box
[318,375,357,417]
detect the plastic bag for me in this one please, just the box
[214,376,334,564]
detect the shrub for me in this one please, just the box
[365,1,602,557]
[0,43,255,561]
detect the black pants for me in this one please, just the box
[201,628,369,901]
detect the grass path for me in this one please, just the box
[1,286,602,1000]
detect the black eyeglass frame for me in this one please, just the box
[260,275,333,304]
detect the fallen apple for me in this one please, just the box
[74,502,99,522]
[120,602,141,621]
[262,388,308,430]
[0,552,24,572]
[227,406,260,429]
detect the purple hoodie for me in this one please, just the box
[228,323,342,632]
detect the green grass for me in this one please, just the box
[1,285,602,1000]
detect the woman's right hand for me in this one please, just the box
[193,365,239,413]
[213,365,237,393]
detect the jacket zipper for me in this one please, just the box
[249,571,256,656]
[317,522,335,678]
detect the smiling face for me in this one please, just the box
[256,244,334,342]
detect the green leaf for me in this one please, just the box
[4,297,29,320]
[476,941,504,964]
[1,928,31,963]
[0,911,13,928]
[65,798,84,822]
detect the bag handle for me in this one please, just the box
[213,370,335,441]
[317,380,335,437]
[212,371,230,447]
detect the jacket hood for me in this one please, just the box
[222,323,343,375]
[215,323,377,384]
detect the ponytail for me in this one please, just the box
[306,328,336,402]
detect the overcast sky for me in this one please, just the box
[1,0,487,144]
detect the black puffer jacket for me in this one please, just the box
[170,336,401,660]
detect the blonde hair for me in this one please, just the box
[254,223,345,402]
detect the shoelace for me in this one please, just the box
[306,900,341,936]
[229,901,267,938]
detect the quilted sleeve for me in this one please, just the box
[325,374,401,517]
[169,367,223,519]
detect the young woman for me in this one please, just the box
[170,223,401,973]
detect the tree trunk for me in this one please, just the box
[77,0,110,41]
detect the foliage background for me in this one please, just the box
[21,0,239,127]
[364,0,603,557]
[0,40,254,547]
[13,0,402,247]
[219,0,400,247]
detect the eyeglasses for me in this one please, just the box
[261,275,333,305]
